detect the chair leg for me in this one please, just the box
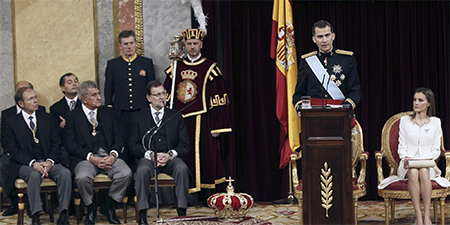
[353,198,358,225]
[122,197,128,224]
[74,189,81,225]
[17,193,24,225]
[383,198,389,225]
[390,199,395,224]
[46,193,54,222]
[433,198,437,224]
[134,196,139,223]
[298,197,303,225]
[440,197,445,225]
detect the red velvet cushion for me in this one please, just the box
[389,120,401,163]
[384,180,444,190]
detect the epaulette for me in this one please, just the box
[335,49,353,56]
[301,51,317,59]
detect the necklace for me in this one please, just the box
[411,117,430,128]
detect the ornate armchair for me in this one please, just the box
[291,120,368,224]
[375,111,450,225]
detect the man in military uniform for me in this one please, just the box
[164,28,232,197]
[104,30,155,164]
[293,20,361,115]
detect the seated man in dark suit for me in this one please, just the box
[0,81,46,217]
[50,72,80,166]
[64,80,132,225]
[3,87,71,225]
[130,80,190,225]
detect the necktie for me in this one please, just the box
[29,116,35,130]
[89,111,97,127]
[69,100,75,111]
[155,112,161,124]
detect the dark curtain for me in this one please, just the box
[201,0,450,201]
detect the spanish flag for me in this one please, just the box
[270,0,300,169]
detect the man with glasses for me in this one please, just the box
[130,80,190,225]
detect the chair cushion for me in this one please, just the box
[389,120,401,164]
[384,180,444,190]
[93,174,112,182]
[352,178,366,190]
[15,178,57,189]
[296,180,303,191]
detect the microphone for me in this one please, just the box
[142,100,196,152]
[321,73,326,108]
[325,74,331,107]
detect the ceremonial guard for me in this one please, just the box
[104,30,155,164]
[293,20,361,111]
[164,28,232,194]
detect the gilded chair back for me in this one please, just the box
[380,111,446,176]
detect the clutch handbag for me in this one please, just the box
[408,159,435,168]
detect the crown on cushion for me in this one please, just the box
[207,177,254,222]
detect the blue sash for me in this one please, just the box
[305,55,345,100]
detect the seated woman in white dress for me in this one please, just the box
[378,87,450,225]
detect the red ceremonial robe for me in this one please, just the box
[165,57,232,193]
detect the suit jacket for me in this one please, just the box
[2,110,60,197]
[64,106,123,171]
[50,97,81,133]
[129,107,190,160]
[1,105,45,151]
[104,55,155,114]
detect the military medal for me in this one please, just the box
[34,138,39,143]
[324,57,328,67]
[92,128,97,136]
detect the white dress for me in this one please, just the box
[378,116,450,189]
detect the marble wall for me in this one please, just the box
[143,0,191,82]
[0,0,14,111]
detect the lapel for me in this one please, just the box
[35,111,49,152]
[75,107,93,150]
[98,107,111,147]
[16,113,34,150]
[144,107,156,133]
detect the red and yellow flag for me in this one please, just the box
[270,0,300,169]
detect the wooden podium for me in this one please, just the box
[301,106,354,224]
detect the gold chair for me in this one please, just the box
[15,178,58,225]
[133,172,177,222]
[375,111,450,225]
[74,174,128,225]
[291,120,368,225]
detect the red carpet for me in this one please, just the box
[160,215,271,224]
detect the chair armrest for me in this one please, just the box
[356,151,369,188]
[290,152,302,190]
[445,150,450,181]
[375,151,385,184]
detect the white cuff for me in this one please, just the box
[86,152,93,161]
[29,159,36,167]
[168,149,178,160]
[46,158,55,166]
[144,150,154,160]
[110,150,119,158]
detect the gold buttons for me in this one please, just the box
[130,106,133,109]
[129,94,132,97]
[129,83,132,86]
[128,63,131,66]
[129,100,133,103]
[128,73,132,76]
[128,68,131,71]
[129,78,132,81]
[129,89,132,92]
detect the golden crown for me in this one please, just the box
[182,28,205,41]
[180,69,198,80]
[207,177,254,222]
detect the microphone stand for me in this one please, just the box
[325,75,331,107]
[321,73,326,108]
[140,101,196,223]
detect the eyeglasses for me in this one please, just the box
[151,91,168,98]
